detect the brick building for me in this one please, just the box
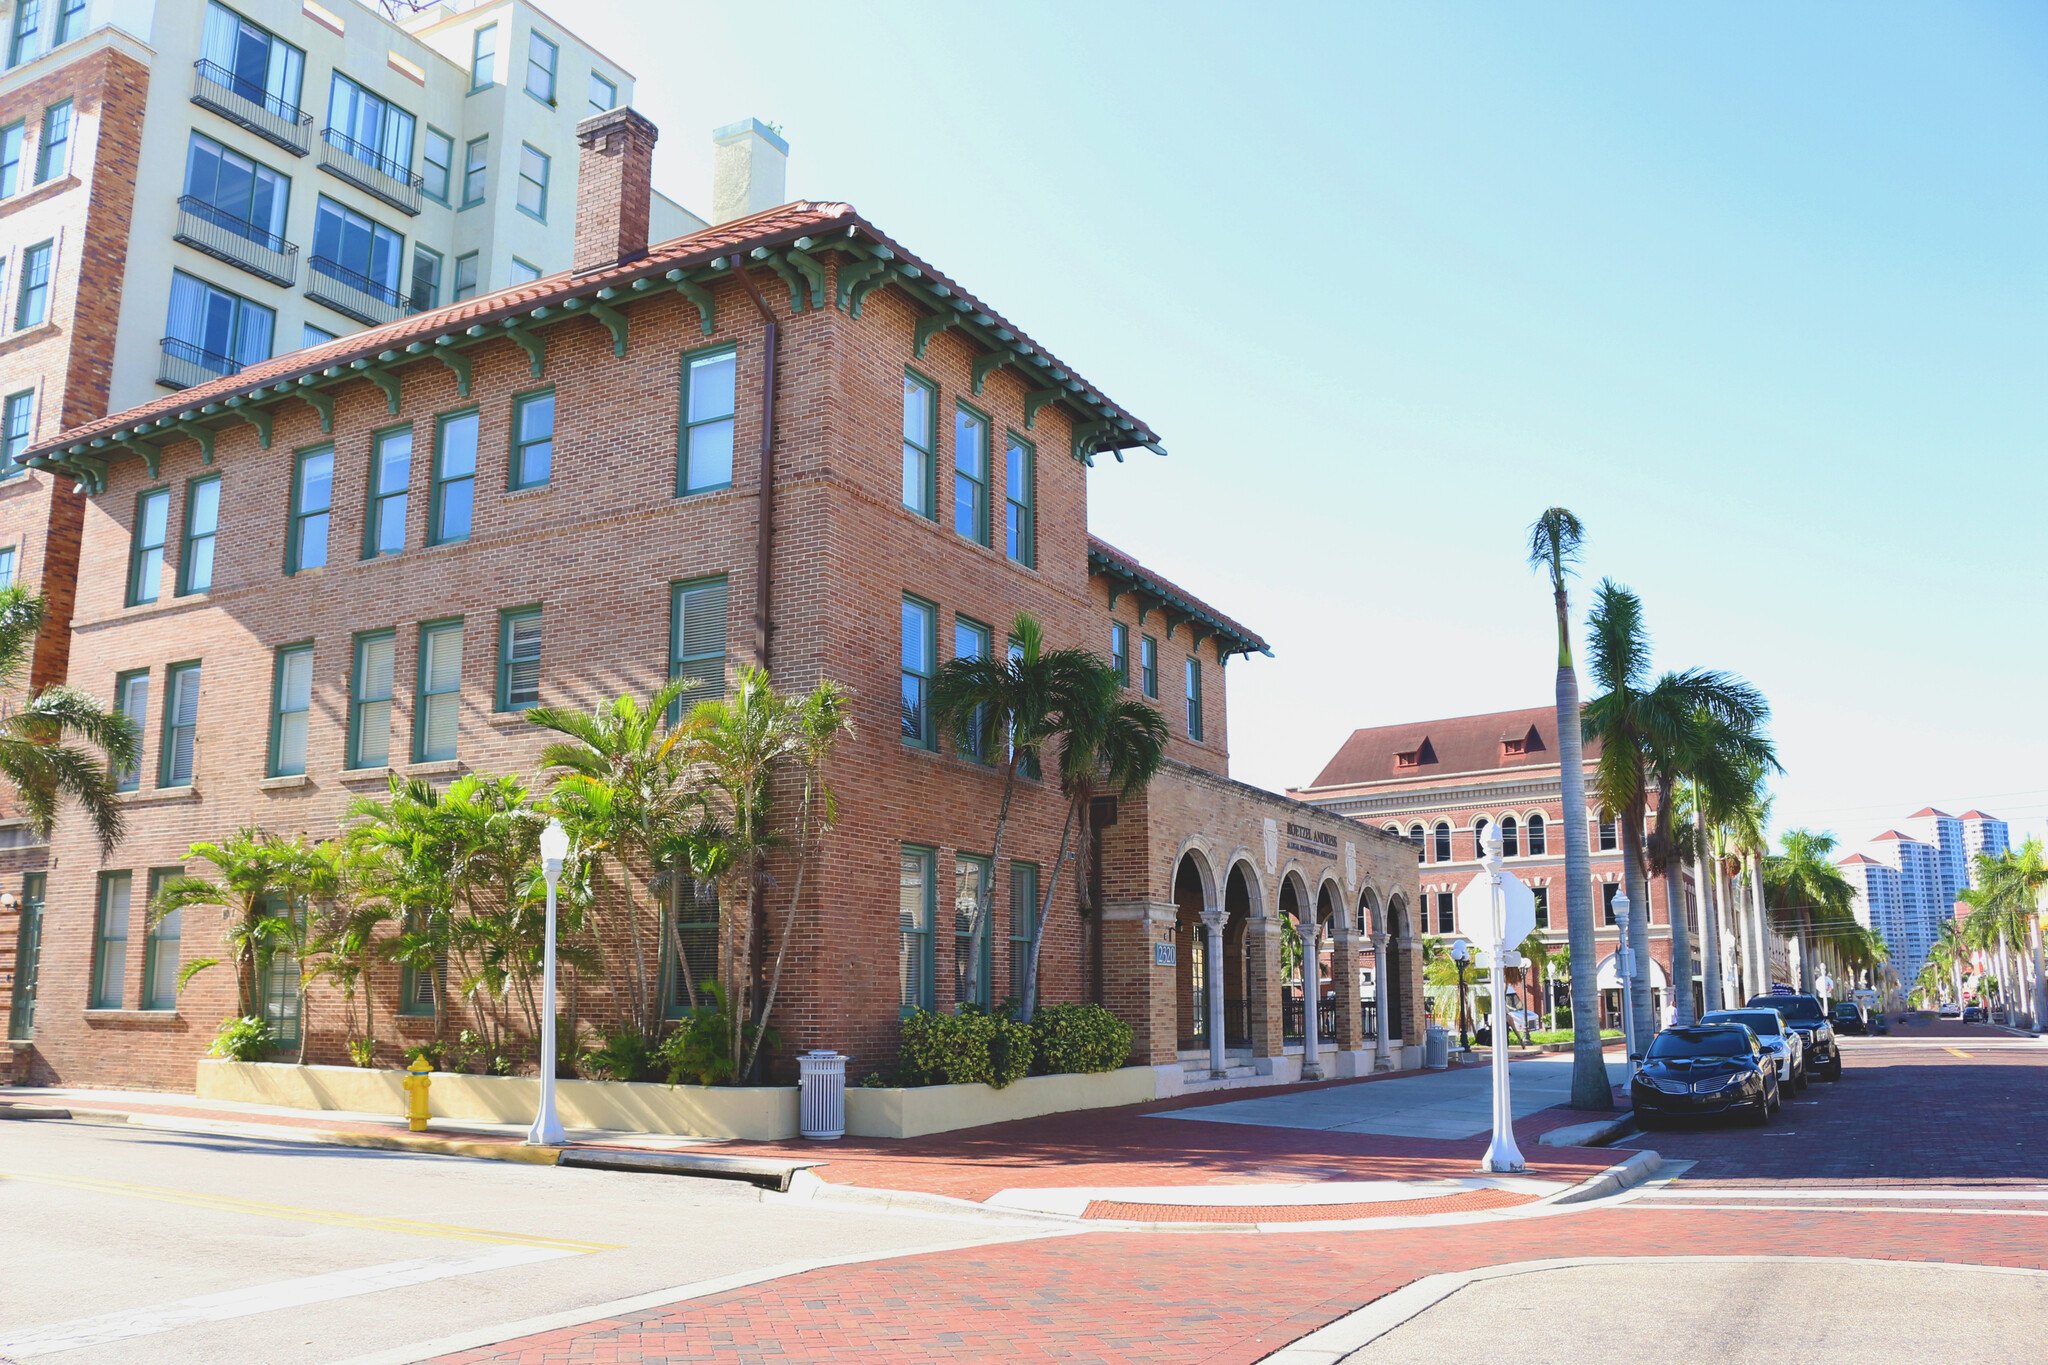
[1291,705,1697,1025]
[6,105,1418,1092]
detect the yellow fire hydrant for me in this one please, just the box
[403,1057,433,1132]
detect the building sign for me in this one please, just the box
[1284,822,1338,859]
[1154,942,1176,967]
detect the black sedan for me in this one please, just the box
[1631,1024,1779,1128]
[1964,1005,1985,1024]
[1748,993,1843,1081]
[1831,1001,1869,1035]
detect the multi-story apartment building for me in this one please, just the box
[1838,853,1904,951]
[1840,809,2012,988]
[1961,810,2009,883]
[1901,807,1966,909]
[3,106,1420,1091]
[1290,706,1696,1024]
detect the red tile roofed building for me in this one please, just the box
[4,109,1418,1097]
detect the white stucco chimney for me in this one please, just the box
[711,119,788,224]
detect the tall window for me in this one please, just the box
[143,869,183,1011]
[349,630,394,768]
[1435,891,1455,935]
[312,196,403,303]
[54,0,85,45]
[34,100,69,181]
[421,128,452,203]
[113,669,147,792]
[161,662,200,787]
[326,73,415,179]
[92,873,130,1009]
[1110,622,1129,685]
[899,845,934,1014]
[954,855,990,1007]
[953,618,989,761]
[498,609,541,710]
[1009,862,1038,1002]
[509,257,540,284]
[366,427,410,557]
[200,2,305,118]
[1432,822,1451,864]
[901,596,934,747]
[0,121,22,196]
[1474,817,1490,858]
[16,240,51,329]
[0,546,12,584]
[1602,880,1619,926]
[415,620,463,762]
[301,323,336,349]
[952,406,987,544]
[128,488,170,605]
[2,390,34,473]
[516,144,549,220]
[289,446,331,573]
[663,875,719,1015]
[1140,636,1158,698]
[512,390,553,488]
[8,2,42,68]
[525,30,558,103]
[452,252,479,302]
[1598,809,1617,851]
[461,136,486,206]
[1407,823,1425,852]
[179,475,220,595]
[1532,885,1549,930]
[901,373,934,517]
[182,132,289,249]
[397,908,437,1014]
[1004,433,1033,565]
[269,643,313,776]
[409,245,442,311]
[164,270,275,377]
[589,71,617,115]
[431,411,477,544]
[669,577,728,702]
[469,23,495,89]
[1527,812,1547,856]
[1501,815,1519,857]
[1184,657,1203,741]
[679,348,736,494]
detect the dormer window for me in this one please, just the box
[1501,724,1544,758]
[1394,736,1436,770]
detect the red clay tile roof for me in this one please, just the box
[1960,810,1997,820]
[1301,706,1605,789]
[29,201,1161,464]
[1838,854,1881,866]
[1909,807,1952,819]
[1871,830,1910,841]
[1086,536,1269,659]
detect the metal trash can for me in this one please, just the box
[799,1050,848,1140]
[1424,1025,1450,1070]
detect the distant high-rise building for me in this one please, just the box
[1841,806,2013,990]
[1960,811,2010,885]
[1902,808,1966,908]
[1839,853,1905,948]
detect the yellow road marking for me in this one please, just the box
[0,1171,620,1252]
[1944,1047,1971,1059]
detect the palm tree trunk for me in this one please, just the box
[1554,646,1608,1109]
[1621,804,1655,1044]
[1657,790,1695,1027]
[1021,793,1082,1023]
[743,771,820,1081]
[969,758,1020,1009]
[1693,810,1721,1015]
[1746,852,1769,997]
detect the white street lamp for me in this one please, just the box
[527,817,571,1147]
[1448,936,1472,1052]
[1476,822,1526,1174]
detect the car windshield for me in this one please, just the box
[1647,1028,1747,1059]
[1705,1011,1783,1037]
[1751,995,1825,1023]
[1833,1005,1859,1017]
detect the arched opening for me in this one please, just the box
[1313,881,1339,1043]
[1473,816,1490,860]
[1527,812,1546,856]
[1278,875,1305,1041]
[1385,895,1410,1042]
[1501,815,1519,858]
[1433,822,1452,863]
[1173,855,1207,1050]
[1223,863,1256,1045]
[1359,888,1381,1040]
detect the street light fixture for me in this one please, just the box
[526,817,571,1147]
[1449,937,1471,1053]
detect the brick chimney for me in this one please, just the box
[573,107,659,274]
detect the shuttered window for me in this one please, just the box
[179,476,220,595]
[415,620,463,762]
[1009,862,1038,1004]
[498,608,541,710]
[113,669,148,792]
[350,630,394,768]
[92,872,130,1009]
[160,663,200,787]
[900,845,934,1015]
[143,868,183,1010]
[129,488,170,605]
[669,577,727,707]
[269,643,313,776]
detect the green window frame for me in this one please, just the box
[430,409,478,545]
[8,2,39,67]
[9,872,45,1040]
[1185,656,1203,742]
[142,867,184,1011]
[288,445,332,573]
[397,909,439,1015]
[452,251,479,301]
[113,668,147,792]
[0,120,21,196]
[509,257,540,284]
[510,389,553,489]
[160,661,200,788]
[588,71,616,115]
[1009,861,1038,1005]
[127,487,170,606]
[660,874,719,1017]
[414,618,463,763]
[461,135,487,207]
[178,474,220,596]
[901,369,936,518]
[496,607,541,711]
[525,29,557,104]
[91,872,130,1009]
[954,853,992,1008]
[1140,635,1158,698]
[669,576,729,709]
[0,545,12,584]
[677,345,736,495]
[16,238,50,328]
[899,844,935,1016]
[421,127,453,204]
[516,142,549,221]
[409,243,443,312]
[348,629,395,769]
[1602,880,1619,926]
[469,22,496,91]
[1110,622,1129,686]
[1004,431,1034,566]
[35,100,69,183]
[365,426,411,559]
[2,388,33,475]
[952,616,990,761]
[951,402,989,545]
[269,642,314,777]
[901,594,935,749]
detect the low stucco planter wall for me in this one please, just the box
[196,1060,800,1140]
[842,1064,1156,1139]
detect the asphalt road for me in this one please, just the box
[0,1121,1045,1365]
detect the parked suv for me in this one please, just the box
[1747,994,1842,1081]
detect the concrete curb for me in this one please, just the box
[558,1148,814,1190]
[1546,1148,1661,1205]
[0,1099,564,1166]
[1535,1113,1634,1148]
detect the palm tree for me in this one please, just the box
[1527,508,1607,1110]
[1581,580,1660,1045]
[931,613,1100,1009]
[1970,840,2047,1025]
[0,588,138,857]
[1762,829,1858,990]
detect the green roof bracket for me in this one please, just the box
[71,454,109,493]
[430,340,472,397]
[971,349,1017,397]
[1023,387,1061,430]
[913,310,959,359]
[297,386,335,433]
[763,254,806,313]
[364,368,401,416]
[838,257,888,314]
[503,323,544,379]
[228,401,273,449]
[588,301,628,357]
[114,441,157,480]
[783,249,827,311]
[1071,419,1115,464]
[674,278,715,335]
[171,421,215,465]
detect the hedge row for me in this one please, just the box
[898,1003,1134,1089]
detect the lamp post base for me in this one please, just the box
[526,1112,566,1147]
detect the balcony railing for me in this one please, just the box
[173,197,298,287]
[1281,991,1340,1044]
[306,256,411,327]
[159,337,245,390]
[317,128,424,216]
[191,61,311,157]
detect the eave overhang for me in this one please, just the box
[1088,543,1271,660]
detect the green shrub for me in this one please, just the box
[899,1006,1032,1088]
[582,1026,659,1082]
[655,983,778,1086]
[346,1037,378,1069]
[403,1041,447,1069]
[1030,1003,1133,1075]
[208,1015,272,1061]
[1527,1028,1623,1045]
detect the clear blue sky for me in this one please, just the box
[576,0,2048,849]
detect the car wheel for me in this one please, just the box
[1748,1099,1771,1127]
[1794,1066,1808,1091]
[1826,1060,1843,1082]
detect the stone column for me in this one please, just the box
[1247,917,1283,1061]
[1371,932,1393,1071]
[1201,908,1227,1078]
[1332,926,1363,1052]
[1299,916,1324,1081]
[1100,902,1178,1066]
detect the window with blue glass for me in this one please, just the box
[182,132,290,253]
[164,270,274,378]
[311,195,404,307]
[325,72,415,180]
[200,2,305,117]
